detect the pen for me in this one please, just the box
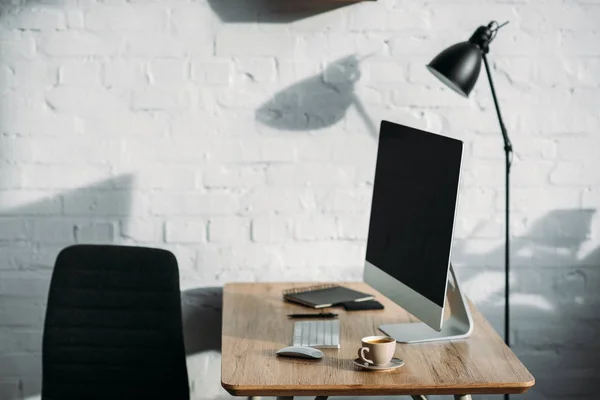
[287,313,338,319]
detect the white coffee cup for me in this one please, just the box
[357,335,396,366]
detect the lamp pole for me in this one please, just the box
[482,53,513,346]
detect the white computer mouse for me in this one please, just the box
[276,346,324,359]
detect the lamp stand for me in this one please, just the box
[481,53,513,348]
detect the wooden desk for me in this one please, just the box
[221,282,534,399]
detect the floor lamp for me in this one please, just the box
[426,22,514,347]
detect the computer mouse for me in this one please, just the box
[276,346,324,359]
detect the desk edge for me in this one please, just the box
[221,377,535,396]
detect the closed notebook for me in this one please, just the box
[283,284,375,308]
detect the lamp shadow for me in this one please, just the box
[207,0,353,23]
[255,54,377,137]
[0,175,134,400]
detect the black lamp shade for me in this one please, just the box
[426,41,483,97]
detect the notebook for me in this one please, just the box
[283,284,375,308]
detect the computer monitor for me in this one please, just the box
[363,120,473,343]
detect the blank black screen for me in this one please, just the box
[366,121,463,307]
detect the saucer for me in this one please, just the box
[353,357,405,371]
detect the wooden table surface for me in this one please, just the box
[221,282,534,397]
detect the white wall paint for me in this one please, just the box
[1,0,599,399]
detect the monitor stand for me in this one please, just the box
[379,264,473,343]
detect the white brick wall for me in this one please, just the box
[1,0,599,399]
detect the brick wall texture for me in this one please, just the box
[1,0,599,399]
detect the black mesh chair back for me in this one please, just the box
[42,245,189,400]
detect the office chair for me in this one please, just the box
[42,245,189,400]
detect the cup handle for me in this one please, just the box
[358,347,373,364]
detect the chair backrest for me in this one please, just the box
[42,245,189,400]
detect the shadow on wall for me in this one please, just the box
[455,208,596,314]
[181,288,226,400]
[255,54,378,137]
[207,0,351,23]
[181,287,223,355]
[454,208,600,400]
[0,175,133,400]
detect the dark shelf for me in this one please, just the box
[208,0,375,23]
